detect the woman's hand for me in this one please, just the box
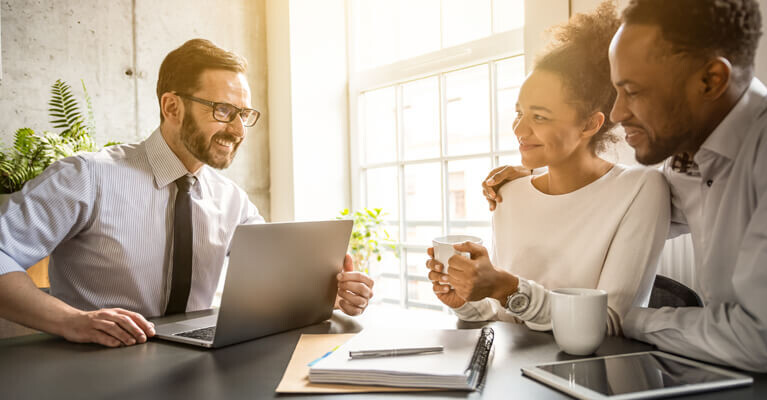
[446,242,519,304]
[426,247,466,309]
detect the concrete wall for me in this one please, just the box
[0,0,270,219]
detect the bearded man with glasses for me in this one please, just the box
[0,39,374,348]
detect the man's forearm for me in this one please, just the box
[0,271,81,337]
[624,305,767,372]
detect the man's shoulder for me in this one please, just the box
[79,141,145,164]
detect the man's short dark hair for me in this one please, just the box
[156,39,247,122]
[622,0,762,72]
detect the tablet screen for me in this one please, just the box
[537,353,732,396]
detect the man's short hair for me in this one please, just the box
[156,39,247,122]
[622,0,762,71]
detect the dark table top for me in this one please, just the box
[1,304,765,400]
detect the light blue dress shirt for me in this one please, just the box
[624,78,767,372]
[0,128,263,317]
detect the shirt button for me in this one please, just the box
[706,180,713,187]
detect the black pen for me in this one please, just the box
[349,346,444,359]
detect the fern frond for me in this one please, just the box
[49,79,84,133]
[82,79,96,137]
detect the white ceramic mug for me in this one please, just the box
[431,235,483,278]
[550,288,607,355]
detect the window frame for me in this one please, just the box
[347,0,567,309]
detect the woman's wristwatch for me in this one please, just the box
[505,279,532,315]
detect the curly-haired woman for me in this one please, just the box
[426,1,670,336]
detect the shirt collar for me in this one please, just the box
[144,128,196,189]
[697,78,767,163]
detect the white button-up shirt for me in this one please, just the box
[0,128,263,317]
[624,78,767,372]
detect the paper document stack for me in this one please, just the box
[309,327,494,390]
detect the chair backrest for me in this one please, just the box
[649,274,703,308]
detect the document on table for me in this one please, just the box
[275,333,436,393]
[309,327,494,390]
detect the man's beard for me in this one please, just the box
[180,110,241,169]
[634,97,696,166]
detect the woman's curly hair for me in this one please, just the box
[534,1,621,155]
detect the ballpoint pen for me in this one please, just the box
[349,346,444,359]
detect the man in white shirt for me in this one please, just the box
[0,39,373,347]
[483,0,767,372]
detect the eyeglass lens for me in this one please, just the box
[213,104,259,127]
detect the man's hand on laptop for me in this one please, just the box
[482,165,531,211]
[63,308,156,347]
[335,254,374,316]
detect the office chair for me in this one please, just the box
[649,274,703,308]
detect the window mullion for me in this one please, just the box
[395,84,407,308]
[439,73,449,237]
[489,61,499,168]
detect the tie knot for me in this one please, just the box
[175,175,196,193]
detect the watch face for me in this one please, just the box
[510,294,530,313]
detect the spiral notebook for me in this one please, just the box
[308,327,494,390]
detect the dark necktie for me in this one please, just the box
[165,174,196,315]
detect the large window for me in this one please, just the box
[349,0,565,309]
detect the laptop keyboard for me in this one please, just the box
[174,326,216,341]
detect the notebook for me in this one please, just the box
[308,327,494,390]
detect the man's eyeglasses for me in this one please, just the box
[177,94,261,127]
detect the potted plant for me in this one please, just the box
[338,207,397,275]
[0,79,108,199]
[0,79,114,287]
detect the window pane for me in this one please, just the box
[404,163,442,244]
[407,279,441,306]
[442,0,491,48]
[355,0,397,69]
[498,153,523,167]
[371,248,400,277]
[446,65,490,156]
[363,87,397,164]
[406,248,429,280]
[398,0,441,60]
[377,276,402,301]
[355,0,440,69]
[492,0,525,33]
[496,56,526,151]
[365,167,399,219]
[447,158,492,220]
[403,77,440,160]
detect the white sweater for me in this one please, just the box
[453,165,670,336]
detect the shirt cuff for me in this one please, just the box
[451,301,484,321]
[0,250,26,275]
[623,306,653,341]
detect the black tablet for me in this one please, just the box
[522,351,752,399]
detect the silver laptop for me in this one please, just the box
[153,219,353,348]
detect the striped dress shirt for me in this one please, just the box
[0,128,263,317]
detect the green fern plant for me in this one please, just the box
[0,80,109,194]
